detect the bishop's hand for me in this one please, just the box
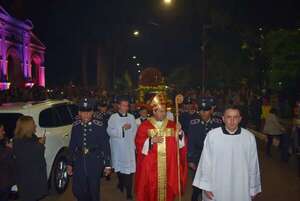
[151,136,164,144]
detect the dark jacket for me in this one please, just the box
[13,135,48,201]
[0,139,15,189]
[179,112,199,136]
[68,117,111,194]
[188,118,222,164]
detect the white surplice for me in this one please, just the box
[193,127,261,201]
[107,112,137,174]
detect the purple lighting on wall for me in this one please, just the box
[0,6,46,90]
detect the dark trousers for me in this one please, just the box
[117,172,123,190]
[191,186,202,201]
[189,169,202,201]
[0,187,10,201]
[266,134,289,161]
[73,176,101,201]
[117,172,133,198]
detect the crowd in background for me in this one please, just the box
[1,84,299,122]
[1,84,299,126]
[0,84,300,201]
[1,84,300,159]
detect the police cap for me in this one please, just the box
[78,98,96,111]
[198,98,212,111]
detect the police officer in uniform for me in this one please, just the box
[109,95,119,114]
[208,97,223,124]
[129,96,139,119]
[95,99,111,124]
[67,98,112,201]
[188,98,222,201]
[179,96,198,136]
[94,99,113,181]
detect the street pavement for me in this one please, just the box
[40,141,299,201]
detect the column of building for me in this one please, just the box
[39,65,45,86]
[22,31,30,81]
[0,23,8,89]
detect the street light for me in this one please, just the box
[132,56,137,59]
[133,30,140,37]
[137,63,141,67]
[163,0,172,5]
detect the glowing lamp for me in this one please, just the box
[164,0,172,5]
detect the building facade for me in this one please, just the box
[0,6,46,90]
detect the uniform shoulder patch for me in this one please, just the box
[190,118,200,125]
[73,119,81,126]
[212,117,223,124]
[93,119,104,127]
[93,112,103,119]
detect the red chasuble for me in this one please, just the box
[135,117,188,201]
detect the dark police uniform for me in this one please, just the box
[188,98,222,201]
[68,98,111,201]
[208,97,223,124]
[95,99,111,125]
[179,97,198,136]
[95,99,113,181]
[179,111,199,135]
[129,96,139,119]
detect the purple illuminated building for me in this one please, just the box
[0,6,46,90]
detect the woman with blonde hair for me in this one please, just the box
[13,116,48,201]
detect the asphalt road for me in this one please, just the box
[41,142,299,201]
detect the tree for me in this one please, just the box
[113,70,133,92]
[205,28,258,88]
[263,29,300,91]
[167,66,200,89]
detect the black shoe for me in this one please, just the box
[127,195,133,200]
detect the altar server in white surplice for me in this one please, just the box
[107,96,137,200]
[193,105,261,201]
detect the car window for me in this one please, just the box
[39,108,60,128]
[68,104,78,120]
[39,104,76,128]
[0,113,23,139]
[54,105,73,126]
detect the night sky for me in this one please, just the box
[0,0,299,86]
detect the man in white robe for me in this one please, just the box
[107,96,137,200]
[193,105,261,201]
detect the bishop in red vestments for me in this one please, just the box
[135,93,188,201]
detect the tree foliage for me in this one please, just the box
[167,66,200,89]
[263,30,300,90]
[114,70,133,92]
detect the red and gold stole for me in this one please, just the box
[148,117,175,201]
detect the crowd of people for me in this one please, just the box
[0,83,298,125]
[0,86,300,201]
